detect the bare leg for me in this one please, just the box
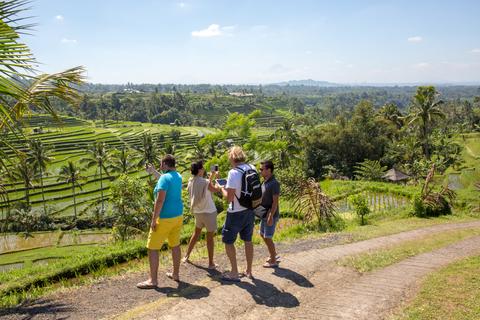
[148,249,159,284]
[183,227,202,261]
[171,245,181,280]
[262,236,277,263]
[225,243,238,277]
[244,241,254,277]
[206,231,216,267]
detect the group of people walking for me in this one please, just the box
[137,146,280,288]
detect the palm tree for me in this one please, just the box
[57,161,83,219]
[0,1,85,170]
[109,146,139,174]
[10,156,35,206]
[81,141,111,213]
[378,103,404,129]
[272,120,301,168]
[407,86,445,159]
[137,132,158,167]
[28,139,53,214]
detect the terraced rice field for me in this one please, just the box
[1,115,221,218]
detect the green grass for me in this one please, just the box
[394,255,480,320]
[339,227,480,273]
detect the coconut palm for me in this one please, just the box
[109,145,139,174]
[407,86,445,159]
[57,161,83,219]
[28,139,53,214]
[81,141,111,213]
[137,132,158,167]
[10,156,35,206]
[271,120,301,168]
[0,1,85,170]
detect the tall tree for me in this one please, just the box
[28,139,53,214]
[407,86,445,159]
[58,161,83,219]
[11,156,35,206]
[137,133,158,167]
[81,142,111,213]
[109,146,139,174]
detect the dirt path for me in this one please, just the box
[2,220,480,320]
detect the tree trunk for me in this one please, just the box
[25,181,30,206]
[100,166,104,213]
[72,183,77,220]
[40,168,47,215]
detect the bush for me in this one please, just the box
[349,194,370,225]
[411,165,456,217]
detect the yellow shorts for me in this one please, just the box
[146,216,183,250]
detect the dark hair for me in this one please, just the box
[162,154,176,168]
[190,160,203,175]
[261,160,274,173]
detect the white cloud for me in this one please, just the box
[471,48,480,53]
[55,15,64,21]
[413,62,430,69]
[61,38,77,45]
[178,2,186,8]
[191,24,235,38]
[408,36,423,43]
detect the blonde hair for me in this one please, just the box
[228,145,246,163]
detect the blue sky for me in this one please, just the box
[24,0,480,84]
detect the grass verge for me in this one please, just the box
[339,227,480,273]
[393,255,480,320]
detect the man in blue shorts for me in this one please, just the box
[220,146,256,281]
[259,160,280,268]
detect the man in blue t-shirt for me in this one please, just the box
[137,154,183,289]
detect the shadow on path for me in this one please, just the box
[154,280,211,300]
[272,266,314,288]
[0,299,73,319]
[191,259,300,307]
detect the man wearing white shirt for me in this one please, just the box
[220,146,256,282]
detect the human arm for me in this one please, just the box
[221,187,236,202]
[146,164,161,180]
[151,190,166,230]
[267,194,279,226]
[207,172,221,193]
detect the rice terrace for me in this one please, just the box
[1,1,480,319]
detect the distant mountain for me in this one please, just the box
[271,79,341,87]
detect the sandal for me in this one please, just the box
[263,261,279,268]
[136,280,157,289]
[208,263,219,270]
[265,255,281,263]
[239,272,255,280]
[220,273,241,282]
[166,272,180,282]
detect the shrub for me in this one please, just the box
[349,194,370,225]
[289,177,337,229]
[411,164,456,217]
[110,175,150,241]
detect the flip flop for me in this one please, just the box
[239,272,255,280]
[166,272,180,282]
[265,255,281,262]
[220,273,241,282]
[263,261,279,268]
[136,280,157,289]
[208,263,219,270]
